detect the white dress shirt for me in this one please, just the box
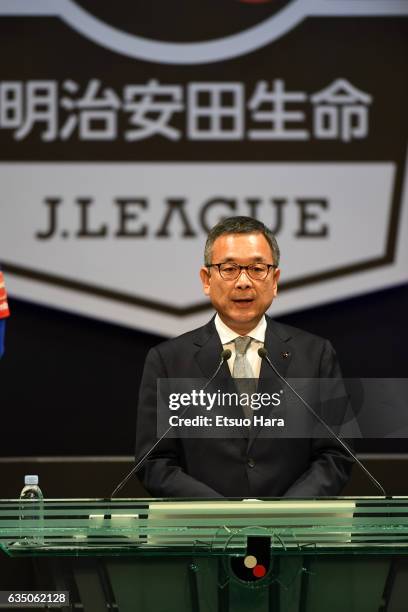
[214,314,266,378]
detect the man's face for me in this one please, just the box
[200,232,280,335]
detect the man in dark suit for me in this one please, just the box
[135,216,353,497]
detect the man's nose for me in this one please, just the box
[235,269,253,288]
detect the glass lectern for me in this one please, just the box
[1,497,407,611]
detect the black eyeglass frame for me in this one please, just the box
[207,262,278,280]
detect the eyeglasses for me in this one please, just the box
[207,262,278,281]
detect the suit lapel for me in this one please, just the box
[247,318,293,449]
[193,318,230,380]
[259,320,292,379]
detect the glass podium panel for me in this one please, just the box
[0,498,407,611]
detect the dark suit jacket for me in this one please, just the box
[135,316,353,498]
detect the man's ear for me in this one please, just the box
[200,267,211,296]
[273,268,280,297]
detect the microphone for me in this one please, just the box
[257,347,386,497]
[204,348,231,390]
[111,348,232,497]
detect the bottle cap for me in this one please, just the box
[24,475,39,486]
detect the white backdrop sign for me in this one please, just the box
[0,1,407,335]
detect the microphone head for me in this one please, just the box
[258,347,268,359]
[222,349,232,361]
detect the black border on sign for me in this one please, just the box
[2,156,405,317]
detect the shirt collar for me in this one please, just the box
[214,313,266,345]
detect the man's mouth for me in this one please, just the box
[232,298,254,303]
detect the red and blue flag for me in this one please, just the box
[0,269,10,358]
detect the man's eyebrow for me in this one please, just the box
[218,256,269,263]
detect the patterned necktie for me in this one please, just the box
[233,336,256,420]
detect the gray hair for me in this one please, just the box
[204,216,280,267]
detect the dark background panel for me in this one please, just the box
[1,282,407,457]
[1,17,407,162]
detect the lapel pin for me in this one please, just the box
[281,351,290,359]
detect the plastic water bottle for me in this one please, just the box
[19,475,44,545]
